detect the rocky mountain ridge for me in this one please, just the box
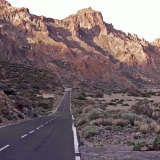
[1,1,160,89]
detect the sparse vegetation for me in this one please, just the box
[82,125,99,139]
[153,134,160,149]
[133,141,149,151]
[0,60,61,118]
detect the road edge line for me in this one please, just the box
[69,90,81,160]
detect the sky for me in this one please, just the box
[7,0,160,42]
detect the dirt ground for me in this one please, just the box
[87,93,160,111]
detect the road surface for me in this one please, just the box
[0,91,78,160]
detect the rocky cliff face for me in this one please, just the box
[1,1,160,89]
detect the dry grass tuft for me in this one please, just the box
[134,120,142,126]
[140,123,150,134]
[150,122,160,133]
[112,118,128,127]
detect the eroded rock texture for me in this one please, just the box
[0,1,160,89]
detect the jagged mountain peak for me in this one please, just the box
[0,0,11,6]
[0,3,160,88]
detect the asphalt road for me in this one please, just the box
[0,91,76,160]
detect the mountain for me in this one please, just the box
[1,0,160,90]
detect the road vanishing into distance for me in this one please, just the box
[0,91,80,160]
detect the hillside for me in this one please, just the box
[0,0,160,90]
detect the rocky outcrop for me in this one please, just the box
[1,1,160,89]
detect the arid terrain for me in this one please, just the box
[71,89,160,159]
[1,0,160,159]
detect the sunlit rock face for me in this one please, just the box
[1,1,160,88]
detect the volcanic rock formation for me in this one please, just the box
[0,1,160,89]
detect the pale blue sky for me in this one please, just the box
[7,0,160,42]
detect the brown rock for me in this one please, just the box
[0,3,160,89]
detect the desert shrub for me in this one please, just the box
[139,123,150,134]
[103,118,113,126]
[131,99,152,117]
[3,88,16,95]
[4,114,14,120]
[121,113,143,126]
[17,113,24,119]
[77,93,86,100]
[14,96,32,110]
[33,112,38,117]
[142,92,151,98]
[73,107,83,117]
[90,118,103,126]
[105,125,121,130]
[82,106,93,113]
[105,125,113,130]
[134,120,142,126]
[126,141,135,146]
[153,134,160,148]
[150,122,160,133]
[13,115,18,120]
[82,125,99,139]
[112,118,128,127]
[87,108,103,121]
[76,117,87,127]
[133,142,149,151]
[88,137,94,142]
[133,135,139,139]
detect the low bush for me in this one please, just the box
[76,117,87,127]
[33,112,38,117]
[105,125,121,130]
[17,113,24,119]
[133,142,149,151]
[112,118,128,127]
[4,114,14,121]
[121,112,143,126]
[87,109,103,121]
[153,134,160,148]
[0,117,2,123]
[82,125,99,139]
[133,135,139,139]
[150,122,160,133]
[73,107,83,117]
[126,141,135,146]
[139,123,150,134]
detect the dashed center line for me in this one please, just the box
[40,125,43,127]
[0,145,10,152]
[36,127,40,130]
[21,134,27,138]
[45,122,48,124]
[29,130,35,134]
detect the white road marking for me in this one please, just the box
[0,125,7,129]
[75,156,81,160]
[40,125,43,127]
[45,122,48,124]
[0,145,10,151]
[69,91,81,160]
[72,124,79,153]
[21,134,27,138]
[36,127,40,130]
[29,130,35,134]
